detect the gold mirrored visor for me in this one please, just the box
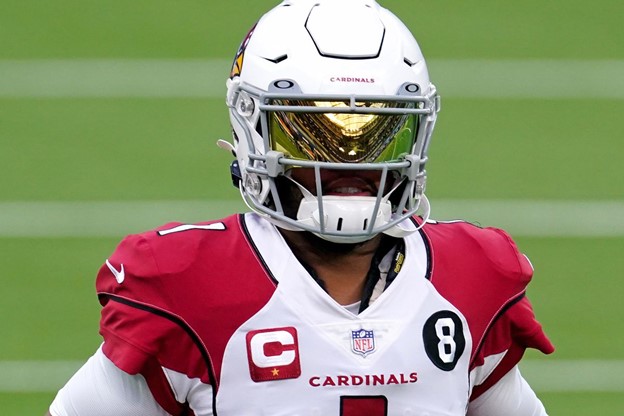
[268,100,420,163]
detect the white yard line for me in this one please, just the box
[0,361,84,393]
[0,359,621,393]
[520,359,624,393]
[0,59,623,99]
[0,59,231,98]
[0,200,244,237]
[0,199,623,238]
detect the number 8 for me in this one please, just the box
[435,317,456,363]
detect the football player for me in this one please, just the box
[47,0,554,415]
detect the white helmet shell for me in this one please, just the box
[225,0,439,243]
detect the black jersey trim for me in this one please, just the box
[99,293,218,416]
[410,216,433,280]
[238,213,279,286]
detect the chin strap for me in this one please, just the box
[382,194,431,238]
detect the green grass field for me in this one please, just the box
[1,0,623,414]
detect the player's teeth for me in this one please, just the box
[334,187,361,194]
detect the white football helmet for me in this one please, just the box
[222,0,440,244]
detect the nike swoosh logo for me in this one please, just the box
[105,259,125,284]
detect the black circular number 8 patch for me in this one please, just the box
[422,310,466,371]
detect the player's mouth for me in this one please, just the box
[324,178,377,197]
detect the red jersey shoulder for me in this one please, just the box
[417,219,543,360]
[96,214,249,296]
[96,214,279,409]
[420,219,533,287]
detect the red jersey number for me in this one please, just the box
[340,396,387,416]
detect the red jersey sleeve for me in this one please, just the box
[470,228,554,399]
[469,286,554,400]
[96,227,207,415]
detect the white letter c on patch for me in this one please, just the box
[249,330,296,368]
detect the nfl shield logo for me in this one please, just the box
[351,329,376,357]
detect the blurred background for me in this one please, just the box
[0,0,623,413]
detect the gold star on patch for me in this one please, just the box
[271,368,280,377]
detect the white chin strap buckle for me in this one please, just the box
[297,195,392,236]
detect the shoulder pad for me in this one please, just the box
[96,214,242,297]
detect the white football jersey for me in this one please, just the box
[95,213,553,415]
